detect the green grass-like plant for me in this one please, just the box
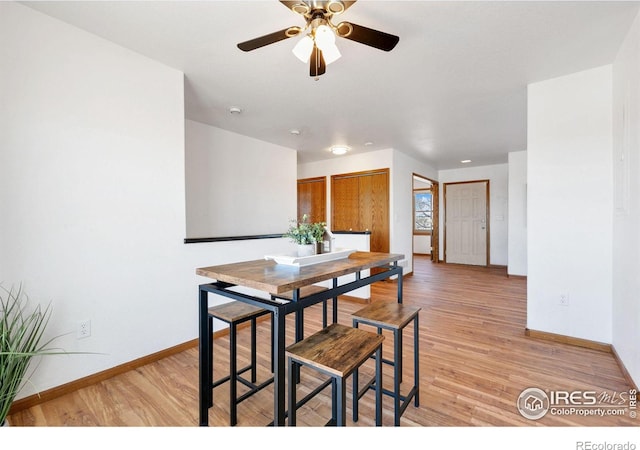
[283,214,327,245]
[0,284,66,425]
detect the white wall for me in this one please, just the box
[438,164,509,265]
[413,235,431,254]
[297,148,438,275]
[527,65,613,344]
[612,10,640,385]
[185,120,297,238]
[0,1,186,396]
[508,151,527,276]
[0,3,296,400]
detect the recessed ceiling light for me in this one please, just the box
[331,145,350,155]
[461,159,472,164]
[229,107,242,114]
[290,129,300,135]
[364,142,374,147]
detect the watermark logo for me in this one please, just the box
[576,442,637,450]
[517,387,550,420]
[517,387,637,420]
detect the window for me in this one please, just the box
[414,189,432,234]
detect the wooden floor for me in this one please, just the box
[8,256,637,427]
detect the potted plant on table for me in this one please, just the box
[283,214,327,257]
[0,284,69,426]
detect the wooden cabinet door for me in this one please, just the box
[297,177,326,223]
[360,171,389,253]
[331,175,360,231]
[332,169,389,254]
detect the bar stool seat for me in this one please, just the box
[351,301,421,426]
[208,301,274,426]
[286,323,384,426]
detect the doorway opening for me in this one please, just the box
[412,174,439,272]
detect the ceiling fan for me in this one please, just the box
[237,1,399,78]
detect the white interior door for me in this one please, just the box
[445,181,488,266]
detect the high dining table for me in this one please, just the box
[196,251,404,426]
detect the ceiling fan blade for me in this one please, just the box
[309,45,326,77]
[336,21,399,51]
[237,28,296,52]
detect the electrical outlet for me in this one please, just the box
[559,292,569,307]
[77,320,91,339]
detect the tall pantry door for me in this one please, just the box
[331,169,389,254]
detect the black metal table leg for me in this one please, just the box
[332,278,338,323]
[273,307,287,426]
[199,287,210,426]
[396,261,403,304]
[375,345,383,426]
[414,314,420,406]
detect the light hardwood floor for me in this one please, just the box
[8,256,637,427]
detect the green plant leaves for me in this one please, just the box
[0,284,67,425]
[282,214,327,245]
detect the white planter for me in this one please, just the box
[297,244,316,257]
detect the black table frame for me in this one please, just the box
[198,261,403,426]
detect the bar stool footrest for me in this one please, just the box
[236,376,275,404]
[366,354,395,367]
[294,378,333,409]
[264,378,333,427]
[211,363,253,389]
[355,375,377,400]
[357,375,420,417]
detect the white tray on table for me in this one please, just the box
[264,248,356,267]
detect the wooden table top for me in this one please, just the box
[196,251,404,295]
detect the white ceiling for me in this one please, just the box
[22,0,639,169]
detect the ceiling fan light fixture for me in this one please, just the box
[292,35,314,63]
[314,24,340,64]
[314,24,335,48]
[321,42,341,64]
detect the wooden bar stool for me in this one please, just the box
[352,302,421,426]
[286,323,384,426]
[208,301,274,426]
[272,285,332,387]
